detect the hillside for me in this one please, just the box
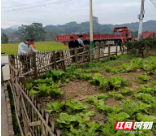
[43,20,156,34]
[113,20,156,32]
[1,28,16,35]
[1,20,156,36]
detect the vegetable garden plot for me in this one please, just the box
[26,56,156,136]
[9,43,125,135]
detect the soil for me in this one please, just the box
[90,113,107,123]
[118,59,130,63]
[104,97,121,107]
[35,69,154,111]
[31,57,156,133]
[100,71,114,78]
[101,70,150,91]
[35,95,64,109]
[61,81,101,100]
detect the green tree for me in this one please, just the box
[1,33,9,44]
[17,23,46,41]
[45,30,58,41]
[131,31,138,38]
[125,37,156,58]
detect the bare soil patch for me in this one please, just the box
[104,97,121,107]
[35,95,64,109]
[35,69,155,110]
[117,70,149,90]
[61,81,101,100]
[100,71,114,78]
[101,70,150,91]
[90,113,107,123]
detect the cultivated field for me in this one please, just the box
[1,41,68,56]
[27,54,156,136]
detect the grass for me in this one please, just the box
[7,84,20,136]
[1,41,68,56]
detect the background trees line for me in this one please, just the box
[12,23,58,42]
[125,37,156,58]
[1,33,9,44]
[1,20,156,43]
[0,22,140,44]
[2,23,59,43]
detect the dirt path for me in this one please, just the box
[1,86,9,136]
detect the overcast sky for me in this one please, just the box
[1,0,156,29]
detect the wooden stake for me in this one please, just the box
[20,76,27,89]
[62,50,66,70]
[108,44,110,60]
[33,52,38,79]
[98,44,100,62]
[75,48,78,65]
[116,43,118,56]
[53,51,57,69]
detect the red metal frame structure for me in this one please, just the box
[56,26,132,45]
[141,31,156,38]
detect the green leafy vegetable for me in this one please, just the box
[108,91,123,100]
[109,76,127,88]
[134,93,156,104]
[105,67,119,74]
[80,73,92,80]
[108,112,130,121]
[52,88,62,97]
[46,101,65,113]
[114,94,123,100]
[66,99,88,112]
[45,78,53,84]
[138,74,149,82]
[34,79,44,83]
[27,83,32,90]
[38,84,51,97]
[120,99,151,116]
[57,113,77,128]
[84,69,91,73]
[89,73,109,89]
[97,104,122,114]
[137,113,156,122]
[110,55,118,60]
[139,85,156,94]
[29,89,39,97]
[120,87,132,95]
[86,96,96,104]
[97,94,108,100]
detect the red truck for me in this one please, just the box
[56,26,133,46]
[141,31,156,38]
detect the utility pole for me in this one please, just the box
[138,0,145,41]
[90,0,93,53]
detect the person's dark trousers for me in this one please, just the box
[119,44,122,52]
[20,55,30,73]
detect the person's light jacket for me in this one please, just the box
[18,42,38,54]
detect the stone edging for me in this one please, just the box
[4,85,15,136]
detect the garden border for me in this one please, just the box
[8,43,125,136]
[3,84,15,136]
